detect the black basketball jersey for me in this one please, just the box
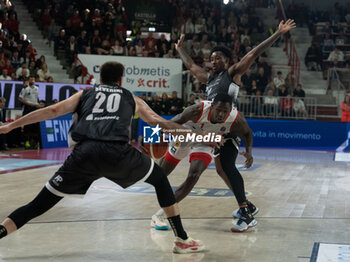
[206,70,240,105]
[70,85,135,142]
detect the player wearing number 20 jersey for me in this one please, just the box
[70,85,135,143]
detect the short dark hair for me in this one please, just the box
[100,61,124,85]
[210,46,232,60]
[277,71,282,75]
[213,93,232,106]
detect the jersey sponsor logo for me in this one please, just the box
[143,124,161,143]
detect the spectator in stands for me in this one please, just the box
[97,39,110,55]
[111,40,124,55]
[278,85,289,97]
[327,47,345,66]
[3,60,14,75]
[0,97,8,151]
[0,68,11,80]
[322,35,335,55]
[256,67,269,92]
[293,84,306,100]
[182,17,195,35]
[10,72,15,81]
[157,34,169,51]
[47,18,60,47]
[238,90,250,115]
[305,43,322,71]
[186,94,196,107]
[144,32,157,49]
[284,72,295,90]
[35,55,45,70]
[10,51,22,69]
[76,30,89,54]
[161,93,169,115]
[54,29,68,55]
[293,96,307,119]
[144,40,156,57]
[281,94,294,117]
[264,81,278,96]
[246,79,258,96]
[257,56,271,78]
[273,71,285,88]
[251,90,264,117]
[241,69,254,90]
[37,63,51,82]
[66,35,78,64]
[341,94,350,122]
[16,62,29,79]
[25,42,37,61]
[47,76,54,83]
[167,91,183,115]
[135,39,143,57]
[264,89,278,116]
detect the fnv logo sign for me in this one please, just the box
[40,114,73,149]
[44,119,72,142]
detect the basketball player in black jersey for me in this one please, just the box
[175,19,296,231]
[0,61,205,254]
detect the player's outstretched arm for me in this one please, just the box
[230,113,253,168]
[176,34,208,83]
[228,19,296,78]
[0,92,82,134]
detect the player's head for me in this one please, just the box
[210,46,231,73]
[210,93,232,123]
[100,61,124,86]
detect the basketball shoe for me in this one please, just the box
[151,214,169,230]
[232,201,259,219]
[231,207,257,232]
[173,236,205,254]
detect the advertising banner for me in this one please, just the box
[78,54,183,94]
[0,81,92,109]
[246,119,349,151]
[40,114,72,149]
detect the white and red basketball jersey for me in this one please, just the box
[184,101,239,133]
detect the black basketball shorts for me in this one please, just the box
[45,140,154,197]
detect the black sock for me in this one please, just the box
[0,225,7,239]
[167,215,188,240]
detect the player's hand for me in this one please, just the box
[175,34,185,50]
[278,19,296,34]
[0,122,12,134]
[239,152,253,168]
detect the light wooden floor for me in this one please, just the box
[0,149,349,262]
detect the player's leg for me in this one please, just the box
[1,141,104,240]
[215,156,259,216]
[151,141,189,230]
[0,187,63,239]
[174,152,212,202]
[145,163,205,253]
[218,139,258,232]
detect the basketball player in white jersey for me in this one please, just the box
[172,19,296,229]
[150,93,255,232]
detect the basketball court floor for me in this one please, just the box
[0,147,349,262]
